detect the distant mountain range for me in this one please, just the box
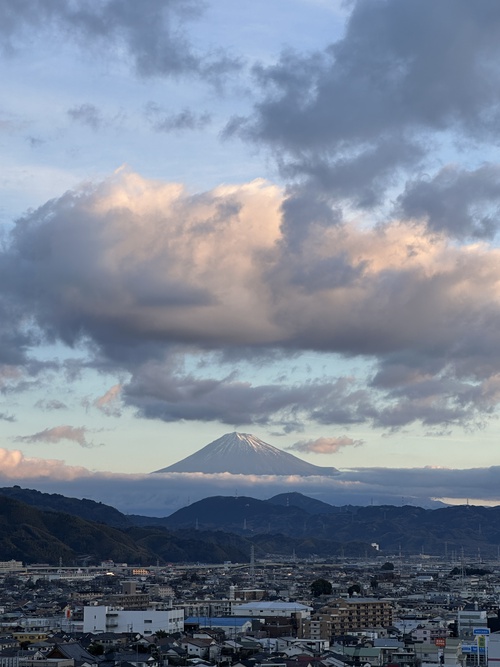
[152,432,339,476]
[0,488,369,564]
[1,486,500,563]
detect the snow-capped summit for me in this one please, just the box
[151,431,339,476]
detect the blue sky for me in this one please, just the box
[2,0,500,514]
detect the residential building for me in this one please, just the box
[83,605,184,635]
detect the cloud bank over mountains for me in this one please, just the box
[0,445,499,515]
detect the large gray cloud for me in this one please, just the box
[397,164,500,239]
[5,2,500,433]
[124,362,374,430]
[229,0,500,234]
[0,0,239,82]
[4,171,500,430]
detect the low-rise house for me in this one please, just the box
[180,638,219,662]
[184,616,253,638]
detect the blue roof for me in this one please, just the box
[185,617,253,627]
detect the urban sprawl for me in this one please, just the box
[0,554,498,667]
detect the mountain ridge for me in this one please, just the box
[0,491,370,563]
[3,486,500,559]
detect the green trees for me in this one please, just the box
[347,583,361,597]
[311,578,333,596]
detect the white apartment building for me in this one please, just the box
[232,601,312,619]
[83,606,184,635]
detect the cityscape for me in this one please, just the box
[0,532,498,667]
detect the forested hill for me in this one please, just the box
[0,493,369,565]
[2,486,499,560]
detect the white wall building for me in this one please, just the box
[458,609,488,639]
[83,606,184,635]
[487,631,500,667]
[231,601,311,619]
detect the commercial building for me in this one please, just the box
[83,605,184,635]
[301,598,393,639]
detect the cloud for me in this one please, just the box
[35,399,68,411]
[228,0,500,214]
[0,412,15,422]
[93,384,122,417]
[0,362,54,395]
[0,0,240,83]
[0,448,93,480]
[286,436,363,454]
[14,425,101,449]
[67,104,105,131]
[7,169,500,430]
[397,164,500,239]
[67,104,126,131]
[1,461,500,515]
[144,103,212,133]
[0,171,283,357]
[124,363,373,429]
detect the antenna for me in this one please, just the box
[250,545,255,585]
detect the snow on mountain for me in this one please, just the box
[151,432,339,476]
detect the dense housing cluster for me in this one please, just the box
[0,554,498,667]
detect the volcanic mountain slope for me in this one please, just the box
[152,432,339,475]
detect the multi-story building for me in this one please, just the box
[457,609,488,639]
[103,580,150,610]
[232,601,312,619]
[83,605,184,635]
[301,598,393,639]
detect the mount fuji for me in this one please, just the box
[152,432,339,476]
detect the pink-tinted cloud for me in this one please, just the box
[0,448,93,480]
[93,384,122,417]
[15,425,101,448]
[286,436,363,455]
[6,170,500,431]
[1,464,500,516]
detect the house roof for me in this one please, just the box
[234,602,311,611]
[47,642,100,664]
[185,617,252,627]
